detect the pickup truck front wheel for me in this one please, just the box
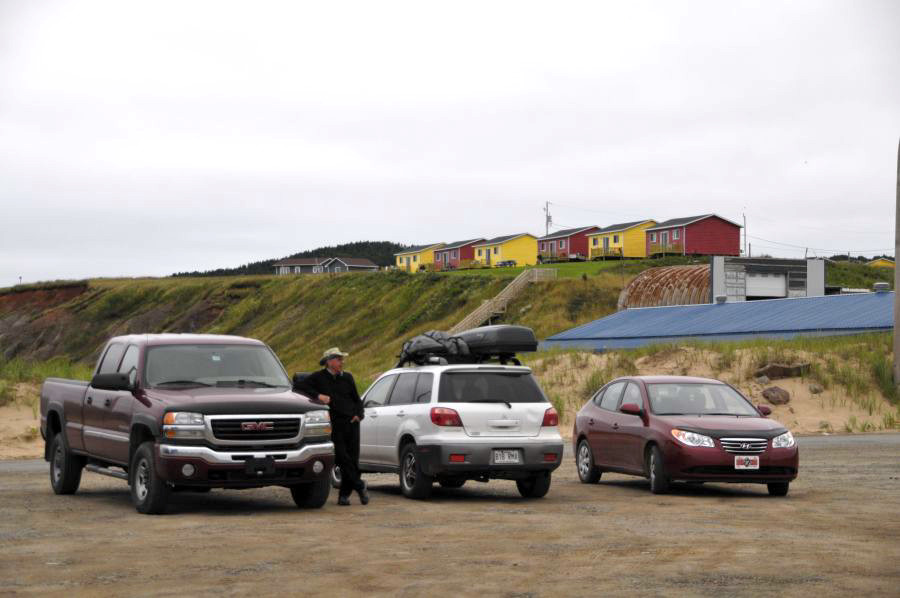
[130,442,170,515]
[49,433,84,495]
[290,476,331,509]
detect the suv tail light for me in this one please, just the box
[431,407,463,427]
[542,407,559,427]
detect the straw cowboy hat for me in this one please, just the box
[319,347,349,366]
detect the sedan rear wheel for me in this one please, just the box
[648,446,670,495]
[576,439,601,484]
[767,482,790,497]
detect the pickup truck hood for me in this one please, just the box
[143,387,324,415]
[660,415,788,439]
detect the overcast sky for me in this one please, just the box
[1,0,898,286]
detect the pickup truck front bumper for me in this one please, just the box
[157,442,334,488]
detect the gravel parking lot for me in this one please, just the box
[1,434,898,597]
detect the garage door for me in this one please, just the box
[746,272,787,297]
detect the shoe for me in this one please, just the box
[356,481,370,505]
[337,495,351,506]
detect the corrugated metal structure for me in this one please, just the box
[544,291,894,351]
[617,265,710,310]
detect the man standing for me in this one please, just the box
[295,347,369,506]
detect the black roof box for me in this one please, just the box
[455,325,538,355]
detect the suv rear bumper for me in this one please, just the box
[157,442,334,488]
[415,441,564,480]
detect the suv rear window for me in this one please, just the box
[438,372,546,404]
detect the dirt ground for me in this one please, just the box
[0,434,897,597]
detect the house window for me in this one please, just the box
[613,235,619,243]
[673,229,680,240]
[540,243,546,251]
[413,255,418,262]
[493,247,498,255]
[592,238,598,246]
[560,240,566,249]
[650,233,657,242]
[477,249,482,257]
[451,250,457,259]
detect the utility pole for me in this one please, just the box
[894,137,900,387]
[748,243,751,258]
[543,201,552,236]
[742,212,747,256]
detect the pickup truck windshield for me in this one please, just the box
[646,383,758,416]
[438,372,546,404]
[145,344,291,388]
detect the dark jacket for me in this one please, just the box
[295,368,364,423]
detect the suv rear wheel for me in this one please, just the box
[516,472,551,498]
[399,443,433,499]
[49,433,84,495]
[576,439,601,484]
[290,477,331,508]
[130,441,170,514]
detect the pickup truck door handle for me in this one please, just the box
[86,396,93,405]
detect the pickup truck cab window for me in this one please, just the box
[118,345,140,386]
[97,343,126,375]
[144,344,290,388]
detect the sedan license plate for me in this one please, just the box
[734,455,760,470]
[493,449,522,465]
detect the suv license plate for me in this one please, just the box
[735,455,760,470]
[493,449,522,465]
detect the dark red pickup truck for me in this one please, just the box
[40,333,334,514]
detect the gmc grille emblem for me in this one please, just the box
[241,421,274,432]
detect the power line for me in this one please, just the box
[747,234,893,254]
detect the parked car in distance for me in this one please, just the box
[40,334,335,514]
[495,260,517,267]
[347,364,564,499]
[573,376,798,496]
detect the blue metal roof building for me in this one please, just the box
[542,291,894,351]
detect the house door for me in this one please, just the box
[602,237,609,252]
[661,231,669,248]
[549,241,556,257]
[485,249,491,265]
[405,256,411,271]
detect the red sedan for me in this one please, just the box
[573,376,799,496]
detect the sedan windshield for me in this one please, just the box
[145,344,291,388]
[646,383,759,416]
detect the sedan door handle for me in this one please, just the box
[612,422,619,430]
[368,411,378,418]
[396,411,406,417]
[104,398,112,407]
[588,418,595,426]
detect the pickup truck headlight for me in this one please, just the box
[304,410,331,437]
[772,431,795,448]
[163,412,206,439]
[671,429,715,448]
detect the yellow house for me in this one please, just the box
[472,233,538,267]
[867,257,894,269]
[586,219,657,259]
[394,243,444,273]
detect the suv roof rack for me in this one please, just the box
[395,325,537,368]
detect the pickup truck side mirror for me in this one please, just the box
[91,372,133,392]
[292,372,310,393]
[620,402,643,416]
[757,404,772,417]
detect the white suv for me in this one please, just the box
[349,363,564,499]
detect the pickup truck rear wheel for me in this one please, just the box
[290,476,331,509]
[49,433,84,495]
[399,443,433,499]
[516,472,552,498]
[130,441,170,515]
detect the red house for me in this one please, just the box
[645,214,741,257]
[434,238,485,270]
[537,226,601,261]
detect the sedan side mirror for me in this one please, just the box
[620,402,643,416]
[757,404,772,416]
[90,372,133,392]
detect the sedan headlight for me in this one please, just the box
[162,412,205,439]
[671,429,715,448]
[304,410,331,437]
[772,431,795,448]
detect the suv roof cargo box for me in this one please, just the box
[455,325,537,355]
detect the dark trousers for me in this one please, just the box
[332,419,363,497]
